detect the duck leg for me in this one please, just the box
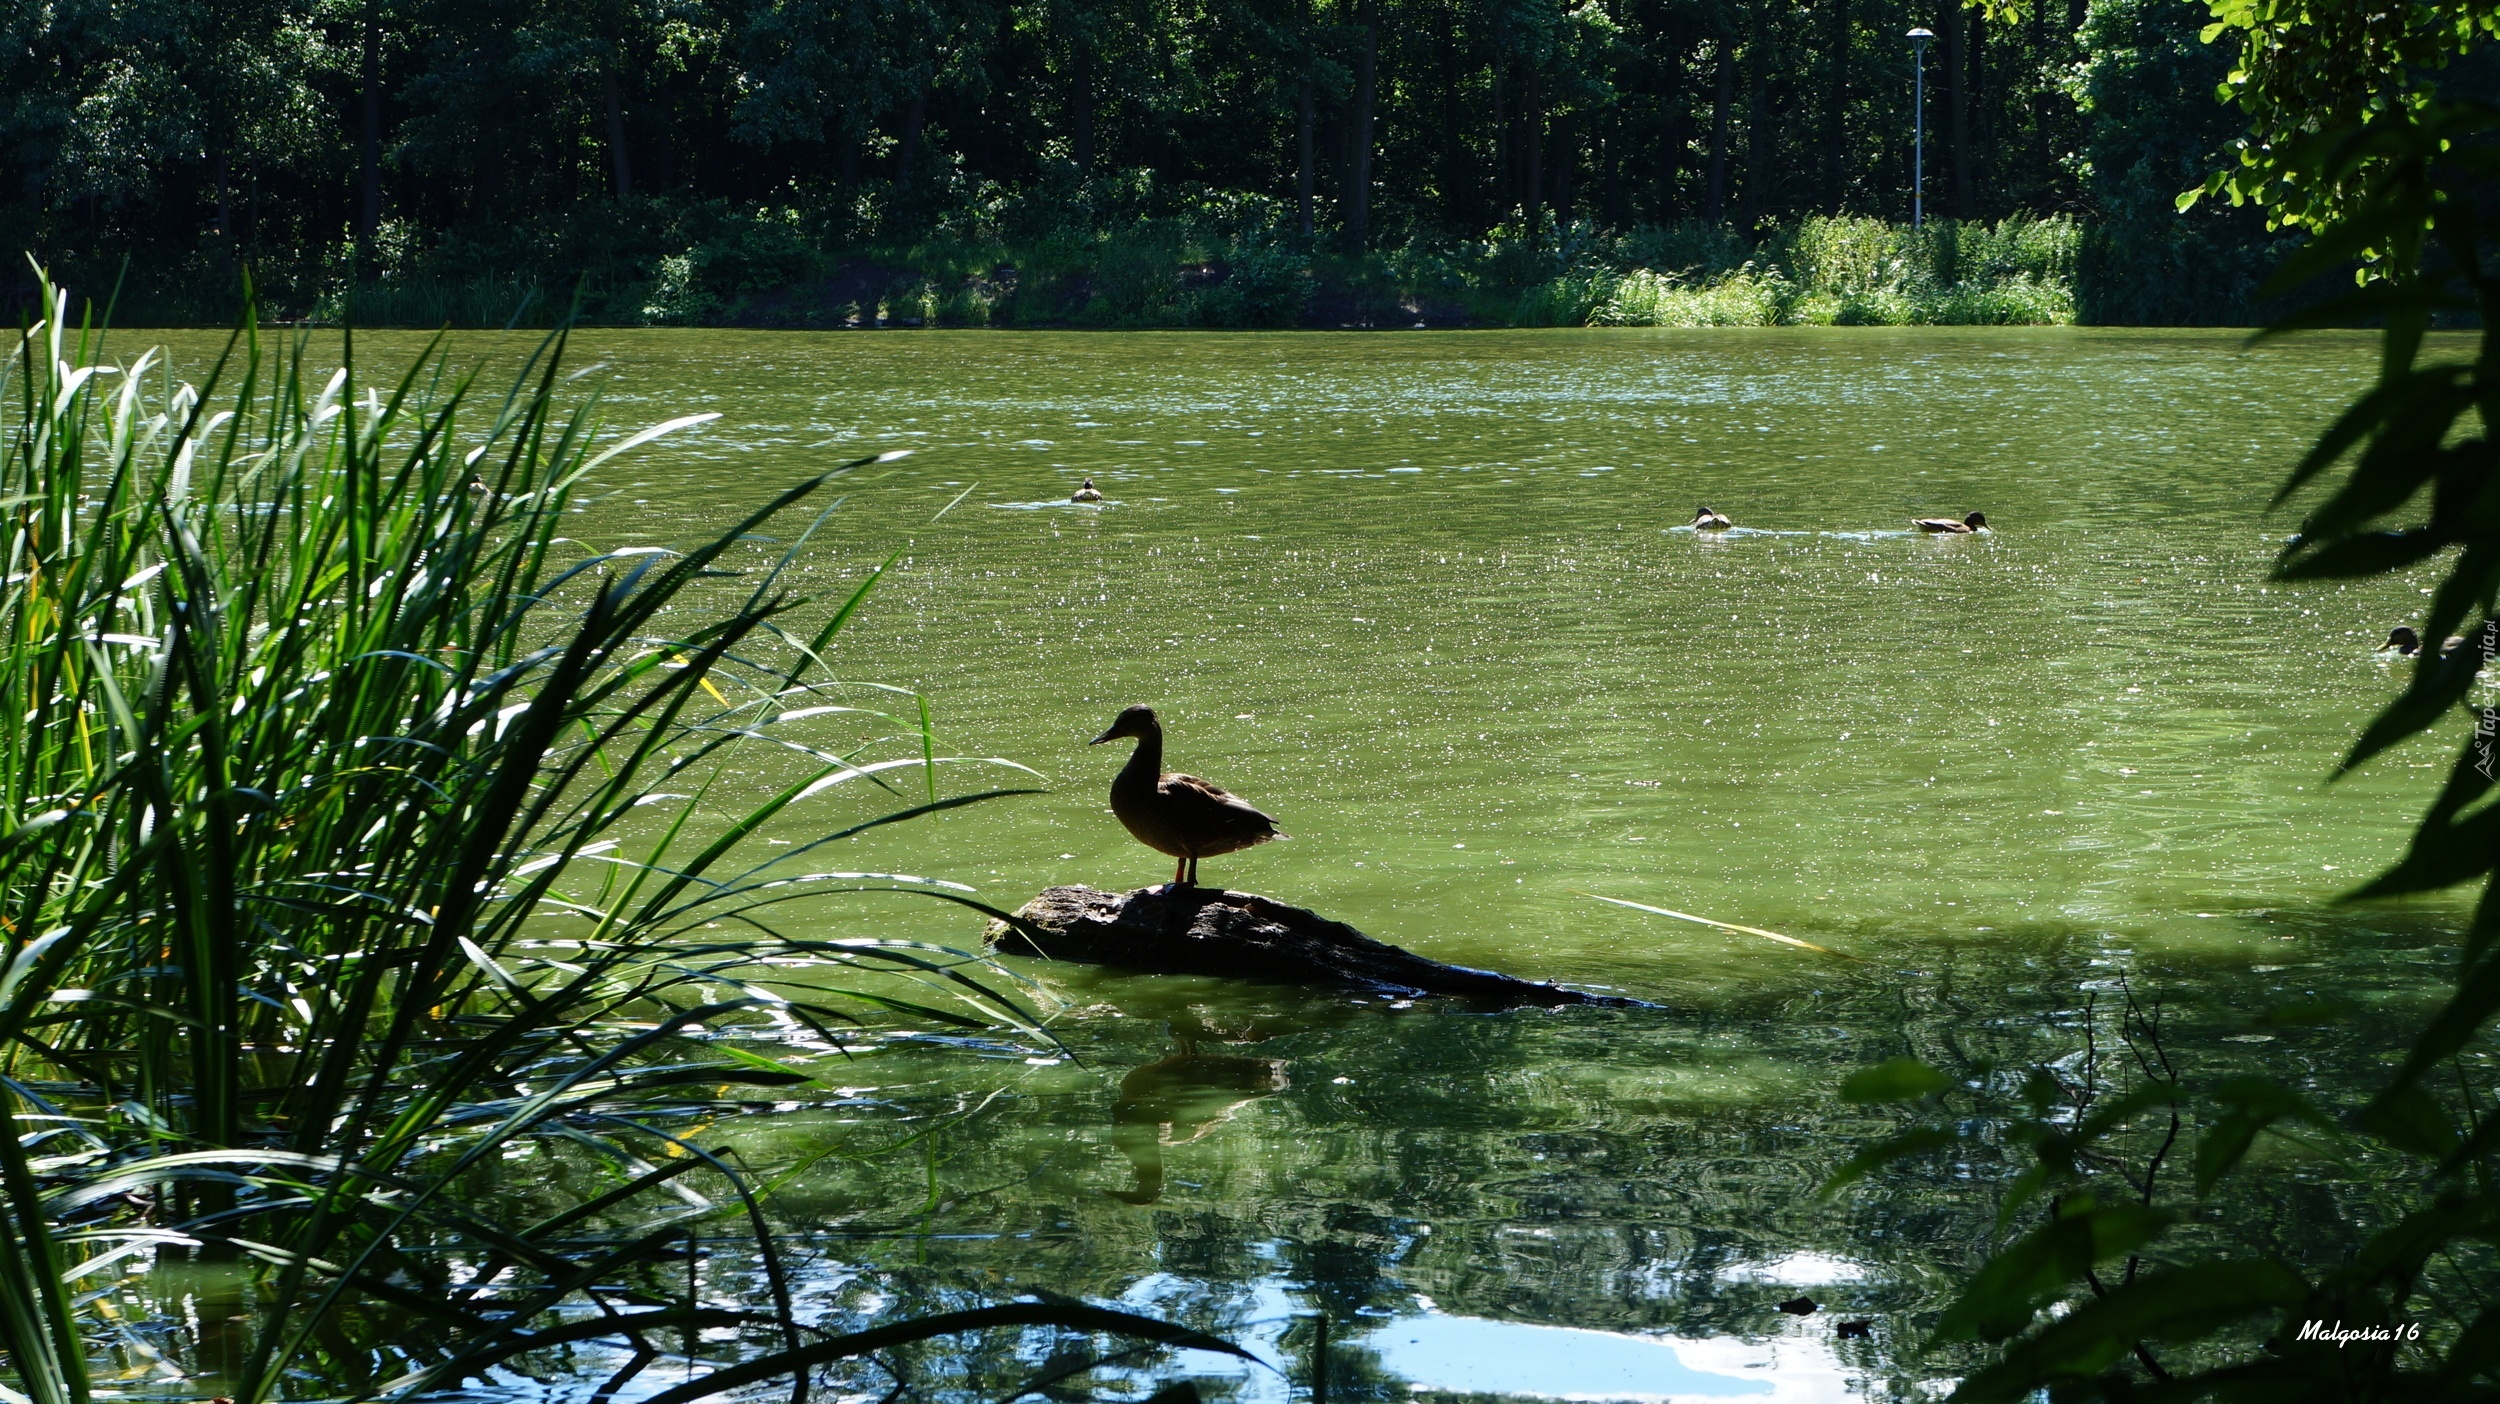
[1185,853,1200,887]
[1173,855,1189,888]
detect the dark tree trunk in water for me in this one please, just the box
[603,68,633,200]
[1297,81,1315,239]
[1706,33,1732,220]
[1344,0,1378,247]
[1822,0,1848,211]
[357,0,379,272]
[992,885,1650,1007]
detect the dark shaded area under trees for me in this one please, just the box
[0,0,2296,325]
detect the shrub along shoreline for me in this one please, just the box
[304,211,2084,332]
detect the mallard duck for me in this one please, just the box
[2383,625,2469,657]
[1692,504,1733,530]
[1912,511,1987,533]
[1091,704,1285,888]
[1071,477,1105,503]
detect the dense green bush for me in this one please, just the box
[285,172,2085,331]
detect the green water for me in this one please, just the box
[147,326,2452,1399]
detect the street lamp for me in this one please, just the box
[1907,28,1933,228]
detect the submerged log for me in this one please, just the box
[988,884,1649,1008]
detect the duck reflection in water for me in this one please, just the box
[1104,1045,1289,1205]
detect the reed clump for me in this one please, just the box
[0,277,1229,1402]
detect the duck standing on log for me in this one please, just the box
[1091,704,1286,888]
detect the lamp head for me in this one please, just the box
[1907,26,1933,39]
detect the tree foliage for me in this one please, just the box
[1825,4,2500,1398]
[0,0,2275,319]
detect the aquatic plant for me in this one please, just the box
[0,277,1240,1401]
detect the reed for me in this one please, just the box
[0,276,1230,1401]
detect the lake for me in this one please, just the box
[132,324,2442,1400]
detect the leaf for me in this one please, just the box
[2195,1076,2330,1193]
[2274,529,2448,580]
[1819,1125,1961,1197]
[2270,365,2471,506]
[1840,1058,1951,1103]
[1949,1261,2309,1403]
[630,1301,1257,1404]
[2368,948,2500,1112]
[2358,1081,2463,1160]
[1935,1199,2178,1343]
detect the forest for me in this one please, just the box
[0,0,2304,325]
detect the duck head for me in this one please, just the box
[1963,511,1988,529]
[2385,626,2423,656]
[1091,704,1160,744]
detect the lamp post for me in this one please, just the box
[1907,27,1933,228]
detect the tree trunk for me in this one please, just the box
[357,0,379,272]
[1345,0,1378,248]
[1602,115,1623,228]
[1705,34,1732,221]
[895,86,927,183]
[1072,42,1095,173]
[1742,0,1767,223]
[1659,29,1686,220]
[603,68,633,200]
[1297,82,1315,239]
[1522,65,1543,236]
[1552,112,1574,225]
[1823,0,1848,211]
[992,885,1648,1007]
[1438,2,1463,229]
[212,143,234,277]
[1945,0,1969,214]
[1967,4,1986,206]
[1490,66,1507,220]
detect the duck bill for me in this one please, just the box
[1089,728,1119,745]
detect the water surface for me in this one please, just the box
[134,326,2448,1400]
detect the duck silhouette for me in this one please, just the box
[1091,705,1286,888]
[1912,511,1988,533]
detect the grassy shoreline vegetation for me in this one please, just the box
[324,209,2083,331]
[0,278,1237,1402]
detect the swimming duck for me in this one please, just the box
[1692,505,1733,530]
[2383,625,2470,657]
[1912,511,1988,533]
[1091,705,1286,888]
[1072,477,1105,503]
